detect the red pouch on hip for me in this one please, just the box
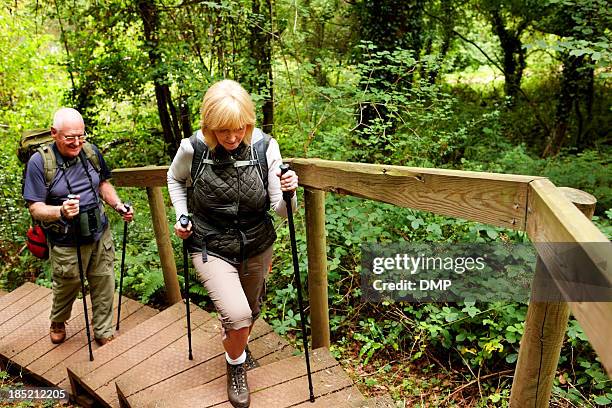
[26,225,49,259]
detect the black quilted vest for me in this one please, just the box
[189,130,276,265]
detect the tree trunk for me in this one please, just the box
[543,53,584,157]
[353,0,425,156]
[138,0,182,157]
[249,0,274,134]
[490,9,526,105]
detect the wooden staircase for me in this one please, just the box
[0,283,394,408]
[0,282,157,392]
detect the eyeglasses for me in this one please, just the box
[62,132,88,142]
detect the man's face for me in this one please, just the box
[52,118,86,159]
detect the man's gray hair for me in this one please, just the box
[52,108,83,131]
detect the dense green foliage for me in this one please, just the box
[0,0,610,406]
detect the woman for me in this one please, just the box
[167,79,298,408]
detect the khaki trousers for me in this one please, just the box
[192,246,273,331]
[49,226,115,339]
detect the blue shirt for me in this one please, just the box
[23,143,112,245]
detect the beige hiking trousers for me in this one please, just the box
[191,246,273,331]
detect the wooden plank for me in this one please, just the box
[249,331,295,366]
[118,317,282,408]
[219,365,353,407]
[511,187,597,406]
[11,297,145,369]
[0,288,52,342]
[289,158,538,230]
[294,388,366,407]
[0,282,39,311]
[79,307,210,392]
[0,285,51,329]
[29,296,145,385]
[67,302,188,405]
[10,298,88,368]
[52,299,157,388]
[26,295,113,377]
[526,179,612,376]
[112,166,169,187]
[70,308,212,408]
[108,314,223,403]
[305,188,330,349]
[57,303,158,391]
[111,160,537,229]
[1,297,64,360]
[527,179,609,243]
[142,348,343,408]
[147,186,182,304]
[68,302,187,382]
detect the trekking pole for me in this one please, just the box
[116,203,131,331]
[280,164,315,402]
[179,214,193,360]
[68,194,94,362]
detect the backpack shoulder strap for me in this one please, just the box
[190,131,208,184]
[253,130,271,190]
[81,142,101,173]
[37,144,57,187]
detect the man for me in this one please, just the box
[23,108,134,345]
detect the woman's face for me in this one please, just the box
[213,126,247,151]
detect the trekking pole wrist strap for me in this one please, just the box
[59,206,67,222]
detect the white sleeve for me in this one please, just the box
[267,138,297,217]
[167,138,194,221]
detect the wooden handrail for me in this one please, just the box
[111,158,612,404]
[288,158,544,230]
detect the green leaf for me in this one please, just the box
[593,396,612,405]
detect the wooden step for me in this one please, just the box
[0,282,40,311]
[69,301,295,408]
[0,283,158,393]
[140,348,367,408]
[117,317,295,408]
[67,302,213,408]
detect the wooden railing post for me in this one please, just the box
[304,188,330,349]
[146,186,182,305]
[510,187,596,407]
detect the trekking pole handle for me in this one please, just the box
[179,214,190,229]
[67,194,79,201]
[280,164,293,201]
[117,202,131,215]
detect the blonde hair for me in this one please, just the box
[200,80,256,149]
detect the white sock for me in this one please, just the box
[226,351,246,365]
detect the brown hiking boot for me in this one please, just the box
[94,335,114,346]
[227,362,250,408]
[244,346,260,371]
[50,321,66,344]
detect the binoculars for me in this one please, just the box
[67,194,102,238]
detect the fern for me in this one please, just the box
[140,270,165,303]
